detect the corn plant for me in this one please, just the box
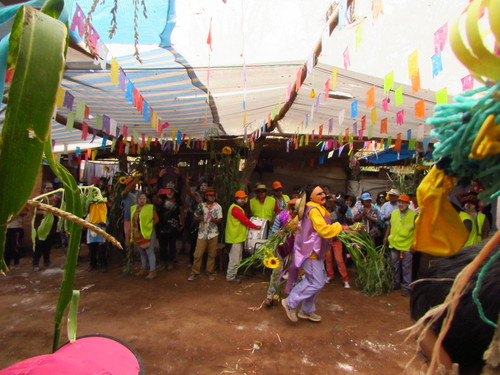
[0,1,86,352]
[337,223,394,296]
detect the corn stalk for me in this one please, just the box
[337,223,394,296]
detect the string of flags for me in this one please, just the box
[241,0,468,165]
[61,1,460,166]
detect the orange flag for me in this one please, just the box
[415,100,425,118]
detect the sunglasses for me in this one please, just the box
[256,190,266,193]
[205,194,216,197]
[274,189,282,192]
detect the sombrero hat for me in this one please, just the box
[295,192,307,220]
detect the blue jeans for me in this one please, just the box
[136,230,156,271]
[391,248,413,292]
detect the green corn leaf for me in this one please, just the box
[44,141,84,352]
[0,4,67,272]
[67,290,80,343]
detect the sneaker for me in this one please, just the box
[87,266,96,272]
[401,289,411,297]
[297,311,322,322]
[227,278,241,284]
[167,263,174,271]
[145,270,157,280]
[281,298,298,322]
[44,262,54,267]
[326,277,333,283]
[135,268,147,277]
[33,266,40,272]
[187,273,197,281]
[208,273,215,281]
[100,267,108,273]
[344,282,351,289]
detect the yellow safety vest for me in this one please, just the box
[130,204,155,242]
[476,212,486,243]
[225,203,248,244]
[250,196,275,221]
[459,211,482,246]
[388,209,417,251]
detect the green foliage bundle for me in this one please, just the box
[338,223,394,296]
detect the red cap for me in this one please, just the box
[272,181,283,189]
[398,194,411,202]
[234,190,248,198]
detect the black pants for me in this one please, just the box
[5,228,23,266]
[158,233,177,263]
[88,242,107,268]
[33,233,56,267]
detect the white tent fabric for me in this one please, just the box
[0,0,475,152]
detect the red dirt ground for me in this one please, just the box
[0,246,426,375]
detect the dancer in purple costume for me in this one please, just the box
[282,185,343,323]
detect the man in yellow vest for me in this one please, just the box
[383,194,418,297]
[459,196,489,246]
[225,191,261,283]
[249,184,277,236]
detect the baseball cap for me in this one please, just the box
[204,187,216,195]
[360,192,372,201]
[234,190,248,198]
[272,181,283,189]
[398,194,411,202]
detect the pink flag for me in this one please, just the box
[343,47,351,69]
[434,23,448,54]
[396,110,404,125]
[382,97,389,112]
[461,75,474,91]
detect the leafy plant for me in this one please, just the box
[0,1,118,352]
[337,223,393,296]
[207,142,242,232]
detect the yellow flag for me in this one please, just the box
[110,58,119,86]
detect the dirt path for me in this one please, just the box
[0,248,425,374]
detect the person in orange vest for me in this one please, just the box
[383,194,418,297]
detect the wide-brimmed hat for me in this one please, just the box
[387,188,402,196]
[295,192,307,219]
[234,190,248,198]
[272,181,283,189]
[398,194,411,202]
[360,192,372,201]
[254,184,267,191]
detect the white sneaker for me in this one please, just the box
[344,282,351,288]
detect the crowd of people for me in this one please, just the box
[4,172,492,324]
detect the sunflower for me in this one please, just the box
[118,176,127,184]
[263,256,280,269]
[263,248,271,257]
[222,146,232,155]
